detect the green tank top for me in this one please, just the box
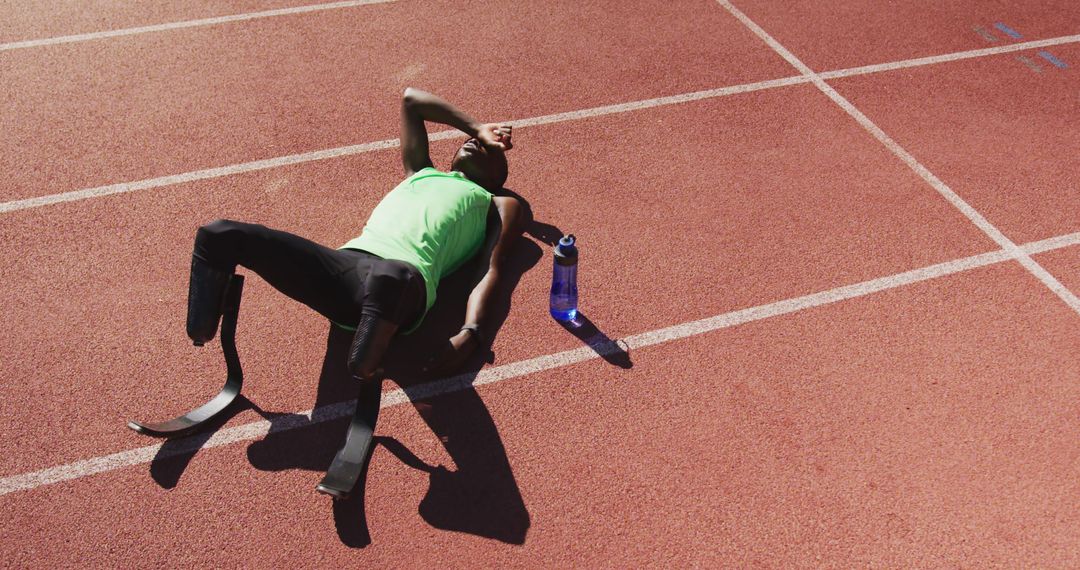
[341,167,492,332]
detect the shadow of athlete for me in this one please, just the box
[244,232,540,546]
[376,233,541,545]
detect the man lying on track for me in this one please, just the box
[188,88,524,378]
[134,88,527,498]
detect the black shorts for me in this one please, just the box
[193,219,426,330]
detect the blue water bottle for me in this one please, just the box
[550,234,578,322]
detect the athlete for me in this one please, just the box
[185,88,527,381]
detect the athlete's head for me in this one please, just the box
[451,138,508,191]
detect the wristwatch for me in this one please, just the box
[459,323,484,345]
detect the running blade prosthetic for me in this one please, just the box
[128,275,245,437]
[316,377,382,499]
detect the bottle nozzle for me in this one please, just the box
[554,233,578,264]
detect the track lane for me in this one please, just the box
[7,33,1080,216]
[1034,245,1080,295]
[733,0,1080,70]
[0,0,790,202]
[1,0,349,44]
[0,90,998,475]
[829,43,1080,245]
[9,233,1080,498]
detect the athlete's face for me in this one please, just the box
[451,138,506,190]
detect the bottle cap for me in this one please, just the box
[554,234,577,265]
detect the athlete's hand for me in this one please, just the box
[476,123,513,150]
[423,329,478,376]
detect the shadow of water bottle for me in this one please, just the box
[557,311,632,369]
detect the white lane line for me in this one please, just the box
[0,0,396,52]
[715,0,1080,315]
[5,31,1080,216]
[509,75,811,129]
[0,138,401,214]
[2,234,1078,498]
[0,77,811,215]
[818,34,1080,80]
[1023,232,1080,255]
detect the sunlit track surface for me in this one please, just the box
[3,33,1080,214]
[1,232,1077,497]
[2,0,1079,566]
[0,0,397,51]
[715,0,1080,314]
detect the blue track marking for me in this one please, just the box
[993,22,1023,40]
[1037,50,1068,69]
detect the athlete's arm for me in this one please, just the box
[400,87,512,176]
[425,195,528,374]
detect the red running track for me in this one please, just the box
[0,0,788,202]
[1,0,1078,566]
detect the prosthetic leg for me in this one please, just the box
[316,314,386,499]
[316,376,382,499]
[127,274,245,437]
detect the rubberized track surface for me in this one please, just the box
[2,0,1078,566]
